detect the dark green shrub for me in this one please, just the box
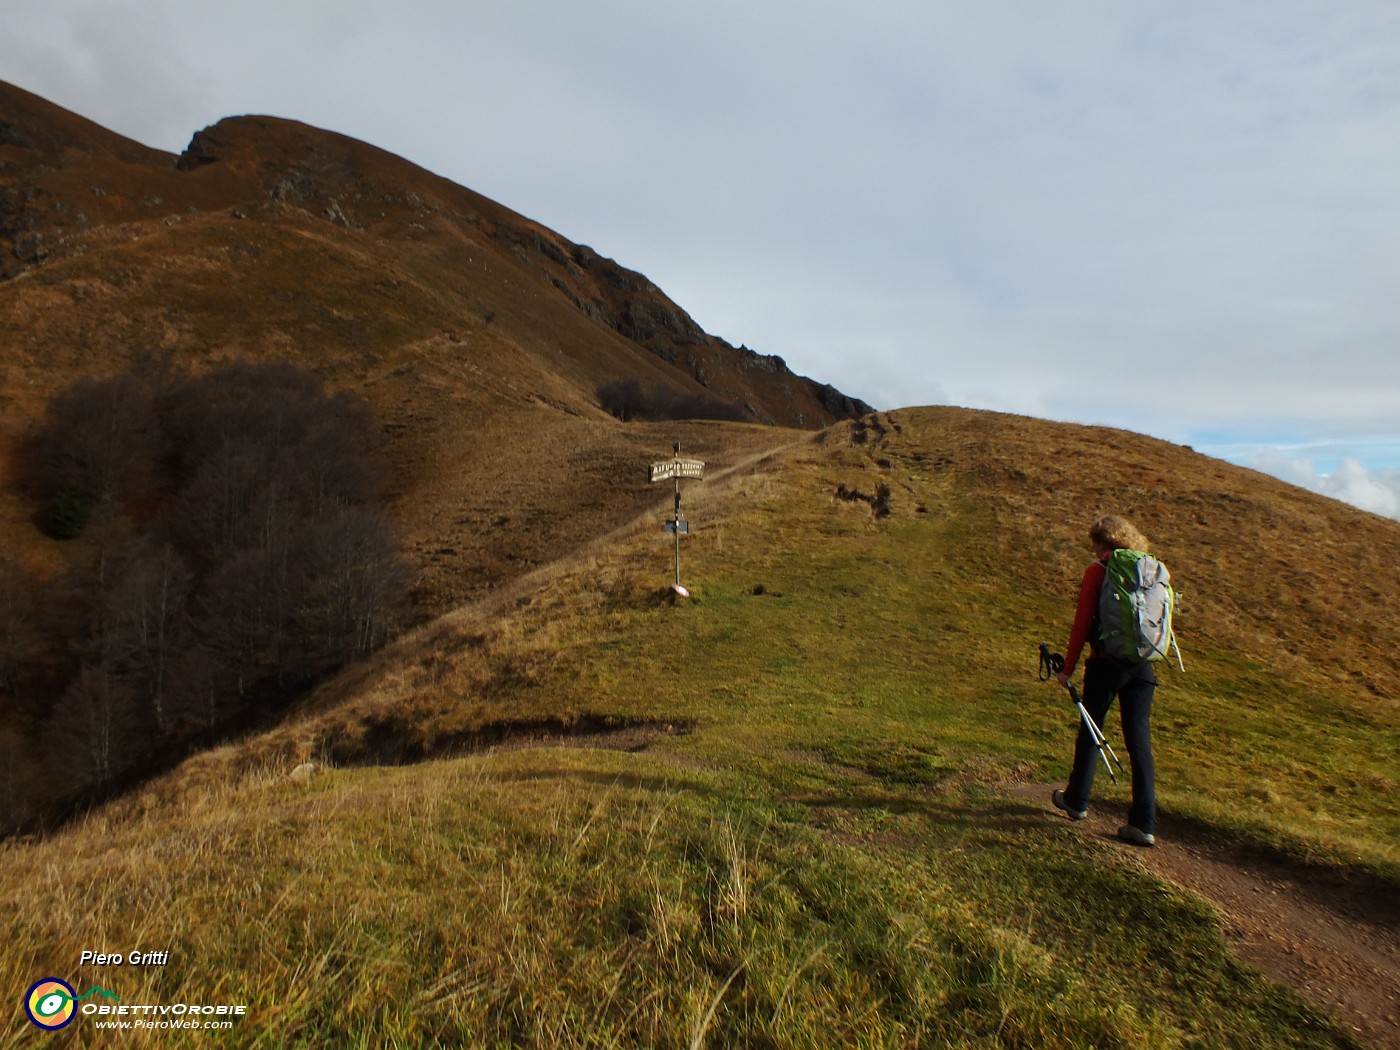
[40,486,91,540]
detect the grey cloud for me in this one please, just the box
[3,1,1399,514]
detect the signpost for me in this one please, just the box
[649,459,706,482]
[650,441,704,596]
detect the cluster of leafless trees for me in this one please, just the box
[597,378,748,423]
[0,361,410,832]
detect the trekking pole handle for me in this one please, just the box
[1038,643,1065,682]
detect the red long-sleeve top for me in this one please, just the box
[1063,556,1108,677]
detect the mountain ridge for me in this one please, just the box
[1,79,866,614]
[0,79,870,426]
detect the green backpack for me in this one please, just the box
[1097,549,1183,669]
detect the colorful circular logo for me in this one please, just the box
[25,978,77,1030]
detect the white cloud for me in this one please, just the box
[3,1,1400,473]
[1249,451,1400,520]
[0,0,213,152]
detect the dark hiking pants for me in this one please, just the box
[1065,656,1157,835]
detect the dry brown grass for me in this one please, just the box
[2,402,1395,1047]
[879,406,1400,699]
[1,80,857,618]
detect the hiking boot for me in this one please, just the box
[1117,825,1156,847]
[1052,789,1086,821]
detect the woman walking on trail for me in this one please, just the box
[1052,515,1158,847]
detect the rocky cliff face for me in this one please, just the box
[1,80,871,428]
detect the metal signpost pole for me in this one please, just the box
[649,442,705,597]
[672,442,682,587]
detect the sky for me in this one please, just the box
[4,1,1399,518]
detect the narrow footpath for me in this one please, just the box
[1011,784,1400,1049]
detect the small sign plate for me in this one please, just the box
[665,520,690,534]
[650,458,706,482]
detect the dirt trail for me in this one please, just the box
[1010,784,1400,1049]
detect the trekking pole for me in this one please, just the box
[1066,681,1126,784]
[1039,644,1126,784]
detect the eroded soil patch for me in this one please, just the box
[1010,783,1400,1049]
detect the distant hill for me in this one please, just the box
[0,79,868,611]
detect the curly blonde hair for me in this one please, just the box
[1089,515,1149,553]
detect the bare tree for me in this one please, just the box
[169,645,226,743]
[0,725,34,833]
[195,548,282,701]
[109,543,192,731]
[294,508,409,668]
[275,401,379,519]
[160,360,326,479]
[0,555,32,698]
[30,373,157,538]
[9,359,411,823]
[598,378,746,422]
[170,442,268,567]
[53,663,140,793]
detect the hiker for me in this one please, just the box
[1052,515,1158,847]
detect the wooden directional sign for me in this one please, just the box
[650,458,705,483]
[652,443,703,593]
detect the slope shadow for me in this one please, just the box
[321,713,698,768]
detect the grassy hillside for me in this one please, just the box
[2,79,867,617]
[3,407,1394,1047]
